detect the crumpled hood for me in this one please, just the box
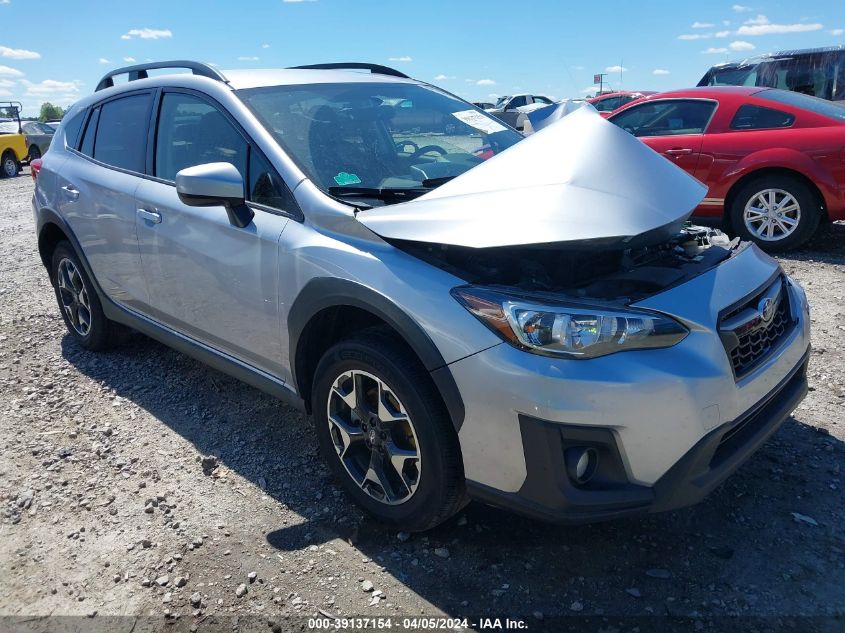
[357,106,707,249]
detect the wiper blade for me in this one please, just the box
[421,176,456,188]
[328,186,430,202]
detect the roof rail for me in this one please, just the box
[287,62,409,79]
[95,60,228,92]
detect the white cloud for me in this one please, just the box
[729,40,756,51]
[744,14,769,25]
[121,28,172,40]
[714,30,731,37]
[433,74,454,80]
[652,68,671,75]
[99,57,110,64]
[732,4,752,12]
[476,79,496,86]
[21,79,81,97]
[738,21,822,35]
[692,21,714,28]
[831,28,844,36]
[123,57,136,62]
[0,64,23,77]
[261,43,270,48]
[0,78,15,87]
[678,33,710,40]
[0,46,40,60]
[237,56,259,61]
[581,85,598,94]
[703,47,729,54]
[605,65,627,73]
[0,1,9,5]
[0,89,11,97]
[388,56,412,62]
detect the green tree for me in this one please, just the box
[38,102,65,122]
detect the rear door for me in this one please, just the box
[134,89,296,375]
[56,91,154,310]
[608,99,717,175]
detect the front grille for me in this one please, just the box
[719,277,796,380]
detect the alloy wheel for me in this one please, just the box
[327,369,421,505]
[743,188,801,242]
[57,258,92,336]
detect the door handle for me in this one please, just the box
[137,208,162,224]
[665,148,693,157]
[61,184,79,200]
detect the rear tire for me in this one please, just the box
[311,327,466,531]
[28,145,41,161]
[51,241,126,351]
[729,175,820,252]
[1,151,18,178]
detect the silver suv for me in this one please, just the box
[33,61,811,531]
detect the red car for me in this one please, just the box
[587,91,655,116]
[607,86,845,250]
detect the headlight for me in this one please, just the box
[452,286,688,359]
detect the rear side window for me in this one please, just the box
[79,107,100,157]
[92,94,152,172]
[730,104,795,130]
[757,89,845,122]
[61,111,85,148]
[155,92,247,182]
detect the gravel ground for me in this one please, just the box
[1,169,843,633]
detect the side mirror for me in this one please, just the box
[176,162,254,228]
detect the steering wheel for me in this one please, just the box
[408,145,448,160]
[396,140,419,154]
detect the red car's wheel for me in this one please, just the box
[729,175,820,252]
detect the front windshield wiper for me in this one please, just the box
[421,176,456,188]
[328,186,430,202]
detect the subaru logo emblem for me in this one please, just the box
[758,297,775,323]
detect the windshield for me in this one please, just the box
[705,65,759,87]
[0,121,20,134]
[237,82,524,204]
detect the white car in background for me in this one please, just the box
[485,94,555,130]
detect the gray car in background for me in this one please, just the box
[32,60,810,530]
[22,121,55,161]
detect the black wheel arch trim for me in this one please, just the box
[287,277,466,431]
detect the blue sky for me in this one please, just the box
[0,0,843,116]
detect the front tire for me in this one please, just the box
[1,151,18,178]
[729,175,820,252]
[312,327,466,531]
[51,241,125,351]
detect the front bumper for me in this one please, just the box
[449,244,811,522]
[466,349,808,523]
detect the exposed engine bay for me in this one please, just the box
[393,225,742,303]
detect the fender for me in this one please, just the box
[722,147,838,208]
[288,277,466,431]
[36,207,106,291]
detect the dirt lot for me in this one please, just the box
[1,169,843,633]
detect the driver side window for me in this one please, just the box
[155,92,247,183]
[611,100,715,137]
[508,96,528,109]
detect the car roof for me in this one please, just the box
[220,68,418,90]
[635,86,767,100]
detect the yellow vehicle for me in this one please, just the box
[0,101,26,178]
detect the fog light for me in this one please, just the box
[565,447,598,485]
